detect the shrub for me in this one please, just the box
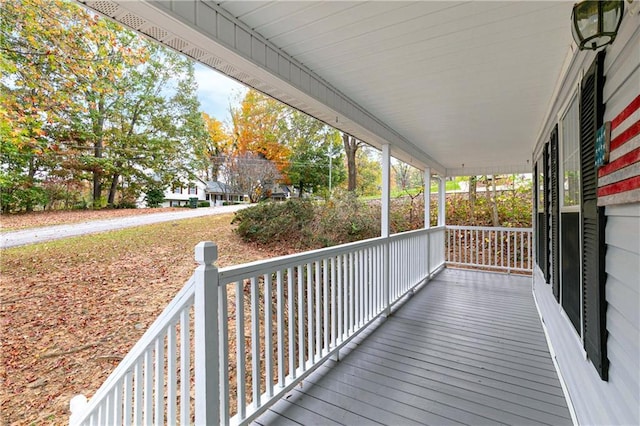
[198,201,210,207]
[113,200,138,209]
[232,198,316,247]
[144,187,165,208]
[232,191,380,249]
[314,190,379,246]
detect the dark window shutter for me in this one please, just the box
[550,126,560,301]
[580,51,608,380]
[543,143,550,282]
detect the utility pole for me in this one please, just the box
[327,146,341,196]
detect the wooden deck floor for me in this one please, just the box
[255,269,572,426]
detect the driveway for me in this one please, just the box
[1,204,251,249]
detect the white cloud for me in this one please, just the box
[194,63,247,124]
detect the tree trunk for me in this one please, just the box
[26,156,36,212]
[92,99,106,208]
[489,176,500,226]
[107,172,120,206]
[343,133,359,191]
[468,175,477,221]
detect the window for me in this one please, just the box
[537,157,545,213]
[188,186,197,195]
[173,187,182,194]
[558,90,582,332]
[561,93,580,207]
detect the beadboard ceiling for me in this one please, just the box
[81,1,575,176]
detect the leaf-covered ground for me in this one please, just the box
[0,213,287,425]
[0,207,182,231]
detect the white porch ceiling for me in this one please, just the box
[81,1,575,176]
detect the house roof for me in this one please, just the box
[204,181,234,194]
[82,1,576,176]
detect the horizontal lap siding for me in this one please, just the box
[534,17,639,426]
[604,204,640,424]
[601,14,640,424]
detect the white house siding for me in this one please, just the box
[534,13,640,426]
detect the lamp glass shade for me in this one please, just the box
[571,1,624,50]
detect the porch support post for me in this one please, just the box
[438,175,446,227]
[194,242,220,425]
[381,144,391,237]
[424,168,431,279]
[424,168,431,229]
[381,144,391,316]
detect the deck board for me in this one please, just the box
[255,269,573,426]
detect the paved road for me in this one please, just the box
[1,204,251,249]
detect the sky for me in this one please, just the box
[193,63,247,124]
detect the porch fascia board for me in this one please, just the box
[82,0,445,175]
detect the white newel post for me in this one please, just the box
[194,242,220,425]
[69,395,88,425]
[381,144,391,316]
[424,168,431,277]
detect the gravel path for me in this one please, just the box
[1,204,251,249]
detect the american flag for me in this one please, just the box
[597,94,640,206]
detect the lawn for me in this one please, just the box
[0,213,281,425]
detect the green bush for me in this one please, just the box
[0,179,48,213]
[232,192,380,249]
[315,190,379,246]
[198,201,211,207]
[113,200,138,209]
[144,187,165,208]
[232,198,316,247]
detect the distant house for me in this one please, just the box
[268,184,295,201]
[163,181,207,207]
[204,181,246,205]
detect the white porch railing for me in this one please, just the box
[69,226,445,425]
[445,225,533,274]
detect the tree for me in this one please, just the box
[230,89,290,172]
[102,48,207,206]
[393,160,423,192]
[283,111,345,197]
[355,147,382,196]
[342,133,364,191]
[193,112,232,181]
[484,175,500,226]
[1,0,208,210]
[4,0,150,207]
[222,152,280,203]
[144,185,165,208]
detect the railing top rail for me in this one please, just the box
[389,226,444,241]
[70,275,196,425]
[219,236,384,284]
[446,225,532,232]
[219,227,445,285]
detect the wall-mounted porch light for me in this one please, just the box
[571,1,624,50]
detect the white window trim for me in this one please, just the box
[556,82,584,342]
[558,88,581,213]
